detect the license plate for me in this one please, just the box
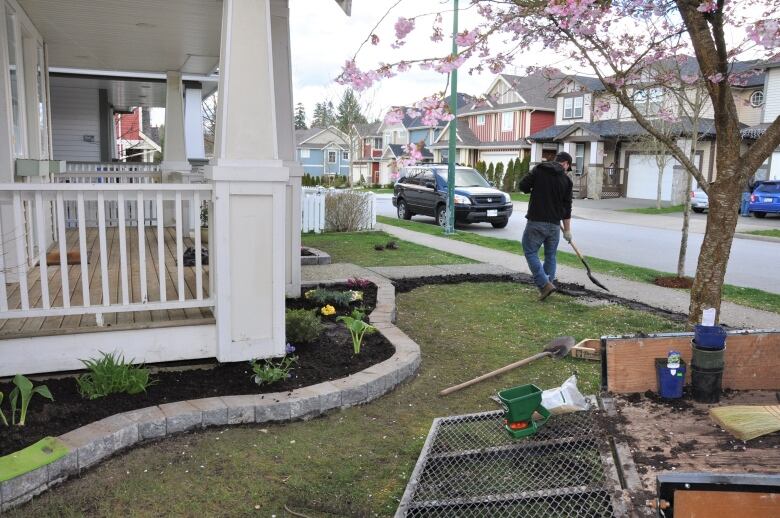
[487,209,498,217]
[764,197,773,203]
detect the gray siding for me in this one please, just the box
[764,68,780,124]
[51,86,101,161]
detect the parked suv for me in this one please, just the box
[392,165,513,228]
[748,180,780,218]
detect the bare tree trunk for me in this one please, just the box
[688,167,742,325]
[656,170,663,210]
[677,172,693,278]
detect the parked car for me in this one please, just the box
[690,190,709,213]
[748,180,780,218]
[392,165,513,228]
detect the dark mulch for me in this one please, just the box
[0,283,388,456]
[301,247,315,257]
[654,276,694,289]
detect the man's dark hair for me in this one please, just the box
[554,151,573,172]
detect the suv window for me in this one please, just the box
[756,182,780,193]
[421,172,436,188]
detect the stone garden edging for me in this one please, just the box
[300,247,331,265]
[0,276,418,512]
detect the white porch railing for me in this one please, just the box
[0,183,212,322]
[301,187,376,233]
[65,161,162,173]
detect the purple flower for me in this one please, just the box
[285,343,296,354]
[394,17,415,40]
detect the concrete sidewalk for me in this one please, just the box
[375,222,780,329]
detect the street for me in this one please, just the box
[374,195,780,295]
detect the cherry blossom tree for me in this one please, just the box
[338,0,780,325]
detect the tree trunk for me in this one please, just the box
[677,172,693,278]
[688,169,742,326]
[656,169,663,210]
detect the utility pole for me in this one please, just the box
[445,0,458,234]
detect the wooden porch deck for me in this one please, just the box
[0,227,213,338]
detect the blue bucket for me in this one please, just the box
[693,325,726,350]
[656,358,686,399]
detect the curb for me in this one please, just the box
[733,232,780,244]
[300,246,332,265]
[0,276,419,512]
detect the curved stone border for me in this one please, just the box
[0,276,418,512]
[300,246,331,265]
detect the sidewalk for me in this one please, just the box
[375,222,780,330]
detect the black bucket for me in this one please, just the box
[691,366,723,403]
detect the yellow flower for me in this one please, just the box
[349,290,363,302]
[304,289,316,299]
[321,304,336,316]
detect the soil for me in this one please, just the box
[653,276,694,289]
[0,283,389,456]
[300,247,315,257]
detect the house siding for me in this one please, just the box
[530,111,556,135]
[764,68,780,123]
[51,86,101,161]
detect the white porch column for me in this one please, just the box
[184,85,206,160]
[207,0,289,362]
[161,71,189,172]
[270,0,301,298]
[529,141,543,168]
[587,140,604,199]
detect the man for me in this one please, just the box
[518,151,574,300]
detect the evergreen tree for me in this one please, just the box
[486,163,495,184]
[494,162,505,188]
[294,103,307,130]
[504,159,515,191]
[311,101,337,128]
[335,89,367,133]
[476,160,486,175]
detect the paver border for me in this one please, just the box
[0,275,418,512]
[300,246,332,265]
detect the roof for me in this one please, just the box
[386,143,433,159]
[459,73,559,115]
[528,118,723,142]
[295,128,323,145]
[353,121,381,136]
[295,126,349,148]
[741,123,772,140]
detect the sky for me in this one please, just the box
[289,0,527,123]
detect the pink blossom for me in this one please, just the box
[435,54,467,74]
[488,59,506,74]
[394,17,415,40]
[681,74,699,85]
[747,20,780,48]
[455,29,479,47]
[383,108,404,125]
[336,60,379,91]
[431,27,444,42]
[396,61,410,73]
[593,99,611,117]
[707,73,725,83]
[696,1,718,13]
[657,107,679,123]
[370,34,379,45]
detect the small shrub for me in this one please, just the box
[346,277,372,290]
[76,352,153,400]
[374,244,385,251]
[8,374,53,426]
[337,309,376,354]
[285,308,324,344]
[0,392,7,426]
[305,288,354,307]
[324,190,372,231]
[251,349,297,386]
[385,240,398,250]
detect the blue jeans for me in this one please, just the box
[522,220,560,289]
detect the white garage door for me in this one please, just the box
[627,154,676,201]
[480,152,519,169]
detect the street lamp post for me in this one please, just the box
[445,0,458,235]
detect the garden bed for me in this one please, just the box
[0,283,391,457]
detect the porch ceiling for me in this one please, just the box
[18,0,222,74]
[49,74,167,110]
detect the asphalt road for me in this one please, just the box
[374,195,780,294]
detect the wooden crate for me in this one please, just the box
[571,338,601,361]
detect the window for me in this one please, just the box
[300,148,310,159]
[574,143,585,175]
[750,90,764,107]
[384,131,391,146]
[501,112,513,132]
[635,88,664,115]
[573,97,583,118]
[563,97,584,119]
[342,151,349,160]
[5,5,25,157]
[421,172,436,188]
[373,137,382,149]
[476,114,486,126]
[327,150,337,163]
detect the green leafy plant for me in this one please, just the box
[9,374,53,426]
[286,308,324,344]
[0,392,7,426]
[76,352,153,400]
[251,350,298,386]
[304,288,353,307]
[337,309,376,355]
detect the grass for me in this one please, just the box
[744,229,780,239]
[11,282,683,517]
[510,192,531,202]
[301,230,475,267]
[621,205,685,214]
[377,215,780,314]
[362,187,394,194]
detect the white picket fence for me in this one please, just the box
[301,187,376,233]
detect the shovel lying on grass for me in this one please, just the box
[439,336,576,397]
[561,225,609,292]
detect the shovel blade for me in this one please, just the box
[543,336,576,359]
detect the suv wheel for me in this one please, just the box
[436,205,447,227]
[753,211,766,218]
[491,219,508,229]
[692,207,704,214]
[397,199,412,220]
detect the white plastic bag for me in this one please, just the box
[541,375,590,415]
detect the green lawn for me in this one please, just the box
[363,187,394,194]
[301,230,474,267]
[745,229,780,239]
[378,215,780,314]
[11,282,682,517]
[621,205,685,214]
[510,192,530,202]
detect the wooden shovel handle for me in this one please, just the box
[439,351,552,397]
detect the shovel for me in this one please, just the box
[561,226,609,292]
[439,336,576,397]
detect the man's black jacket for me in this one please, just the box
[518,161,573,223]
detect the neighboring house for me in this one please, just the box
[742,61,780,181]
[528,59,766,201]
[430,73,558,168]
[350,121,383,185]
[295,126,351,178]
[114,107,161,162]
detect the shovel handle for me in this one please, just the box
[560,224,585,260]
[439,351,552,397]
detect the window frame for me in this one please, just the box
[342,150,349,161]
[500,111,513,132]
[300,148,310,159]
[573,96,583,118]
[327,150,337,164]
[5,3,28,157]
[750,90,764,108]
[476,114,486,126]
[563,97,578,119]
